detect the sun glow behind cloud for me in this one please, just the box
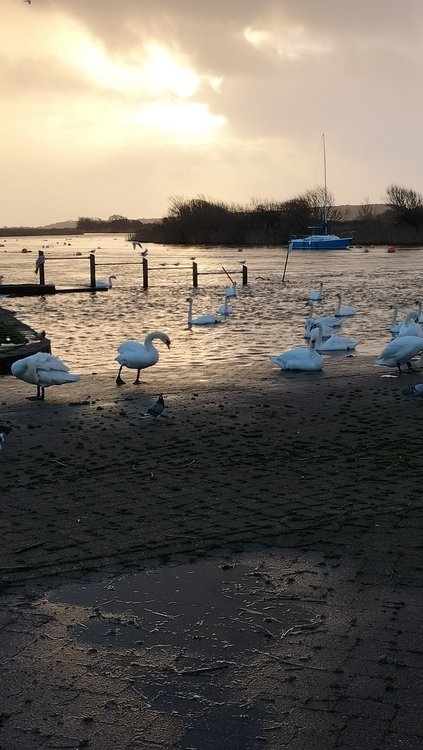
[2,7,225,145]
[244,25,333,60]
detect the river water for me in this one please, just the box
[1,233,422,375]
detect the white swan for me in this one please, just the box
[376,335,423,374]
[305,301,343,329]
[115,331,171,385]
[269,331,323,371]
[397,312,423,338]
[390,304,402,335]
[414,300,423,324]
[308,281,324,301]
[334,294,357,317]
[312,322,358,352]
[304,311,334,340]
[187,297,223,327]
[225,282,238,298]
[91,275,116,289]
[217,296,232,316]
[11,352,80,400]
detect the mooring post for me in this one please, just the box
[142,257,149,289]
[37,250,45,285]
[192,261,198,288]
[89,253,96,288]
[242,263,248,285]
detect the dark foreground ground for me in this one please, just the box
[0,357,422,749]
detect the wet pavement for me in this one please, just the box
[1,537,422,750]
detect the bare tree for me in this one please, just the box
[385,184,423,228]
[358,196,375,221]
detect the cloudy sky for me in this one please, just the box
[1,0,422,226]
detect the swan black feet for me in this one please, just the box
[116,375,126,385]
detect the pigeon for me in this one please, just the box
[140,395,166,419]
[403,384,423,396]
[141,248,149,257]
[0,426,11,450]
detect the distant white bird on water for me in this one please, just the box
[225,281,238,298]
[269,330,323,371]
[218,296,232,316]
[308,281,324,301]
[115,331,171,385]
[140,395,166,419]
[305,301,342,329]
[334,293,357,317]
[376,336,423,374]
[11,352,80,400]
[187,297,223,327]
[312,322,358,352]
[92,275,116,289]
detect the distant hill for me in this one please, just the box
[40,217,162,230]
[41,219,78,229]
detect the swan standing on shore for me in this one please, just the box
[269,331,323,371]
[334,294,357,317]
[11,352,80,400]
[376,335,423,374]
[308,281,324,301]
[115,331,171,385]
[187,297,223,327]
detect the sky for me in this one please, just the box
[1,0,423,226]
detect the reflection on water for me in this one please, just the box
[2,233,423,373]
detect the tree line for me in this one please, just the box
[3,184,423,244]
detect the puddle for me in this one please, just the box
[49,557,313,656]
[47,554,318,747]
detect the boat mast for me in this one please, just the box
[322,133,328,235]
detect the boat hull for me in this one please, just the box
[289,234,352,251]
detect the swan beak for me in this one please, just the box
[166,340,171,349]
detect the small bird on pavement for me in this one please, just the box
[140,395,166,419]
[403,384,423,396]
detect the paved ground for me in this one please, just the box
[1,357,422,749]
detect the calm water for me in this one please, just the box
[1,233,423,375]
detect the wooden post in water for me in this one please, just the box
[282,246,290,283]
[192,261,198,288]
[89,253,96,288]
[142,257,149,289]
[37,250,45,285]
[242,263,248,285]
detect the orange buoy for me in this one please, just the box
[387,246,396,253]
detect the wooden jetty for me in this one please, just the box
[0,307,51,374]
[0,284,108,297]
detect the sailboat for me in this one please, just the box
[288,135,352,251]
